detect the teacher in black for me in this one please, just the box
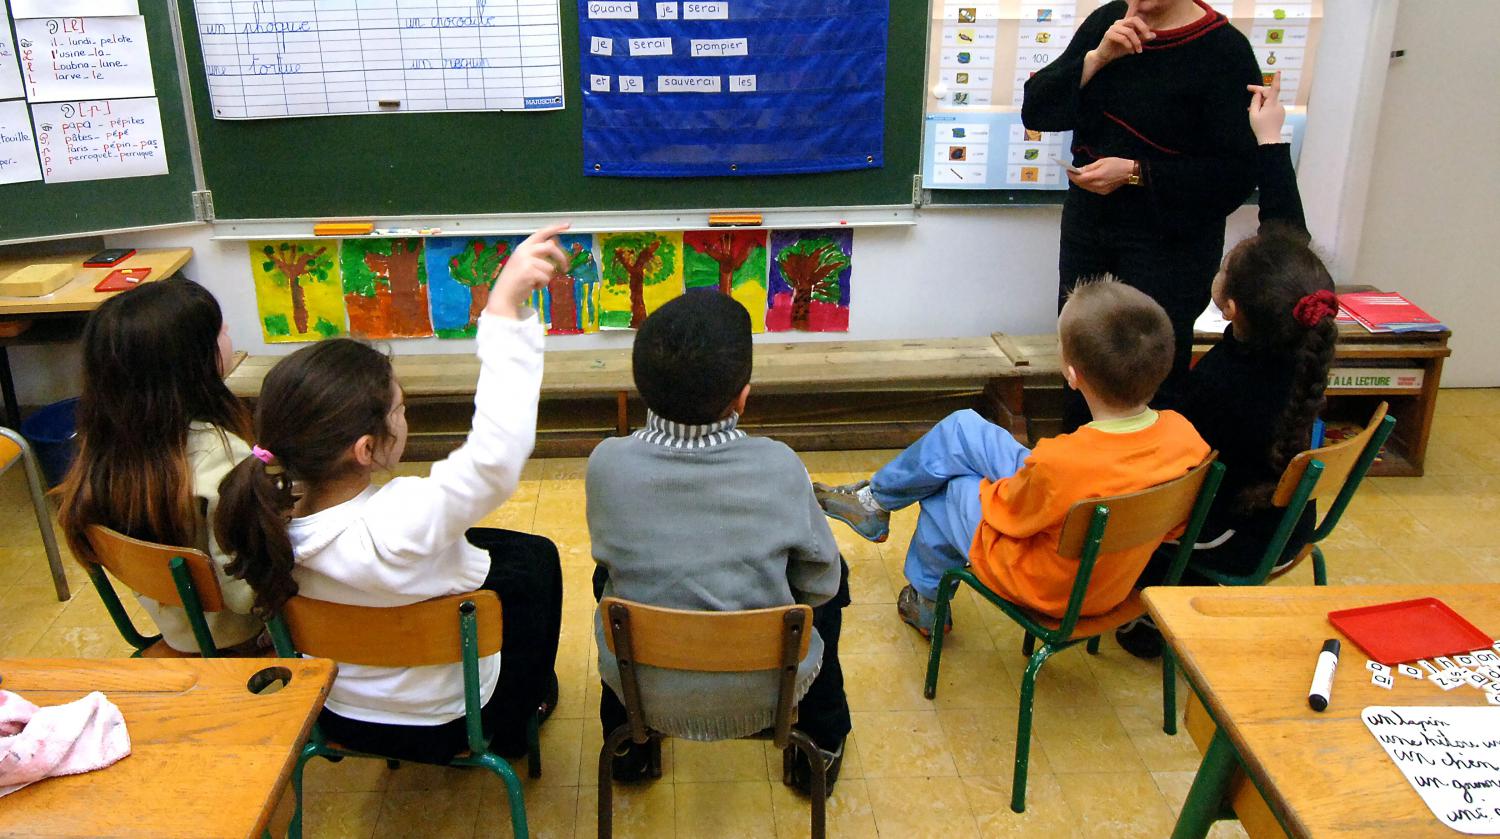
[1023,0,1262,428]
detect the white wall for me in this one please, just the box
[1354,0,1500,387]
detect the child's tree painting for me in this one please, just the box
[538,233,601,335]
[767,229,853,332]
[683,230,769,333]
[425,236,521,339]
[599,232,683,330]
[249,240,347,343]
[339,238,434,339]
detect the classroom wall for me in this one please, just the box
[1355,0,1499,387]
[5,205,1261,407]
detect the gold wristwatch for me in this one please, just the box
[1127,160,1143,186]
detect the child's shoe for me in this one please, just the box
[897,584,952,638]
[813,480,890,543]
[610,739,655,783]
[1115,617,1164,659]
[787,738,845,799]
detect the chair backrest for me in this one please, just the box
[83,524,226,611]
[599,598,812,672]
[0,427,21,472]
[276,591,502,667]
[1272,402,1390,507]
[1056,455,1220,560]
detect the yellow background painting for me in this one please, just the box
[249,240,348,343]
[598,232,685,330]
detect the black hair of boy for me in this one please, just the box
[1061,278,1175,408]
[632,291,753,425]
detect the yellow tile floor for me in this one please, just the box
[3,388,1500,837]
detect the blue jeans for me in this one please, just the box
[870,410,1031,600]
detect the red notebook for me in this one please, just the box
[94,267,151,292]
[1337,291,1444,334]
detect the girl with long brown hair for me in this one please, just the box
[57,278,264,653]
[215,224,568,762]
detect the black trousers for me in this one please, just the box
[1057,193,1227,431]
[316,528,563,763]
[594,559,853,753]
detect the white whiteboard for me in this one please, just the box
[191,1,566,119]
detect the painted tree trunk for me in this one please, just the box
[718,264,734,295]
[549,273,579,333]
[467,284,489,329]
[290,277,309,334]
[790,284,811,330]
[629,271,647,327]
[380,248,426,334]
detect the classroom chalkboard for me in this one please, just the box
[0,0,199,244]
[174,0,926,220]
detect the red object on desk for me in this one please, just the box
[1328,597,1492,665]
[94,268,151,292]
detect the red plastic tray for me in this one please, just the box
[1328,598,1493,665]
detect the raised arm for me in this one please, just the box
[1247,74,1307,234]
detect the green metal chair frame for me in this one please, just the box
[1187,407,1395,588]
[924,458,1225,814]
[0,426,69,601]
[597,598,827,839]
[80,525,228,657]
[270,593,536,839]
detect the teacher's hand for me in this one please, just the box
[1247,72,1287,145]
[1068,157,1136,195]
[1091,1,1154,65]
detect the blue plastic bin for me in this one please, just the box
[20,397,79,488]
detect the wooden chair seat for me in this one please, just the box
[1028,591,1146,640]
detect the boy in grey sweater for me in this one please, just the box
[587,291,851,796]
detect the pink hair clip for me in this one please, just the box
[251,445,275,465]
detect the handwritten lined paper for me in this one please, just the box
[10,1,141,17]
[191,1,566,118]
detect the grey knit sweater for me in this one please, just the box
[587,411,842,740]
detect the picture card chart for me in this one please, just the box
[577,0,888,177]
[31,97,168,182]
[191,1,566,118]
[14,15,156,102]
[0,99,43,184]
[921,0,1322,190]
[1363,707,1500,835]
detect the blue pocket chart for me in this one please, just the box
[578,0,888,178]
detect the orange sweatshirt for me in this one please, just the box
[969,410,1209,618]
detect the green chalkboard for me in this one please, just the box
[174,1,925,220]
[0,0,199,243]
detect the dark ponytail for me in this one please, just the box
[215,339,397,616]
[1220,224,1337,511]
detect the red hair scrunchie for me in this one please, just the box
[1293,289,1338,328]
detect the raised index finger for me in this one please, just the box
[520,222,572,248]
[1269,70,1282,99]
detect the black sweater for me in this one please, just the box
[1179,141,1307,537]
[1023,0,1262,236]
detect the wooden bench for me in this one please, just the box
[993,320,1452,477]
[225,337,1024,458]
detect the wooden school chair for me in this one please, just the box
[0,426,69,600]
[269,592,538,839]
[923,456,1225,814]
[1187,402,1395,587]
[597,598,829,839]
[81,524,235,657]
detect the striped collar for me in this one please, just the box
[633,410,746,450]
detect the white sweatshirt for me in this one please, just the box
[285,312,543,726]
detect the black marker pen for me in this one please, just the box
[1308,638,1340,712]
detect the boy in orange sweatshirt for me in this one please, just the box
[818,278,1209,635]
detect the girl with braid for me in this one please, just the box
[1118,75,1339,658]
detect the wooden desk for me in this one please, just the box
[1146,585,1500,839]
[0,248,193,428]
[0,657,334,839]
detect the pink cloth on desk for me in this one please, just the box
[0,689,131,797]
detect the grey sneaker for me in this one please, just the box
[813,480,890,543]
[897,584,952,638]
